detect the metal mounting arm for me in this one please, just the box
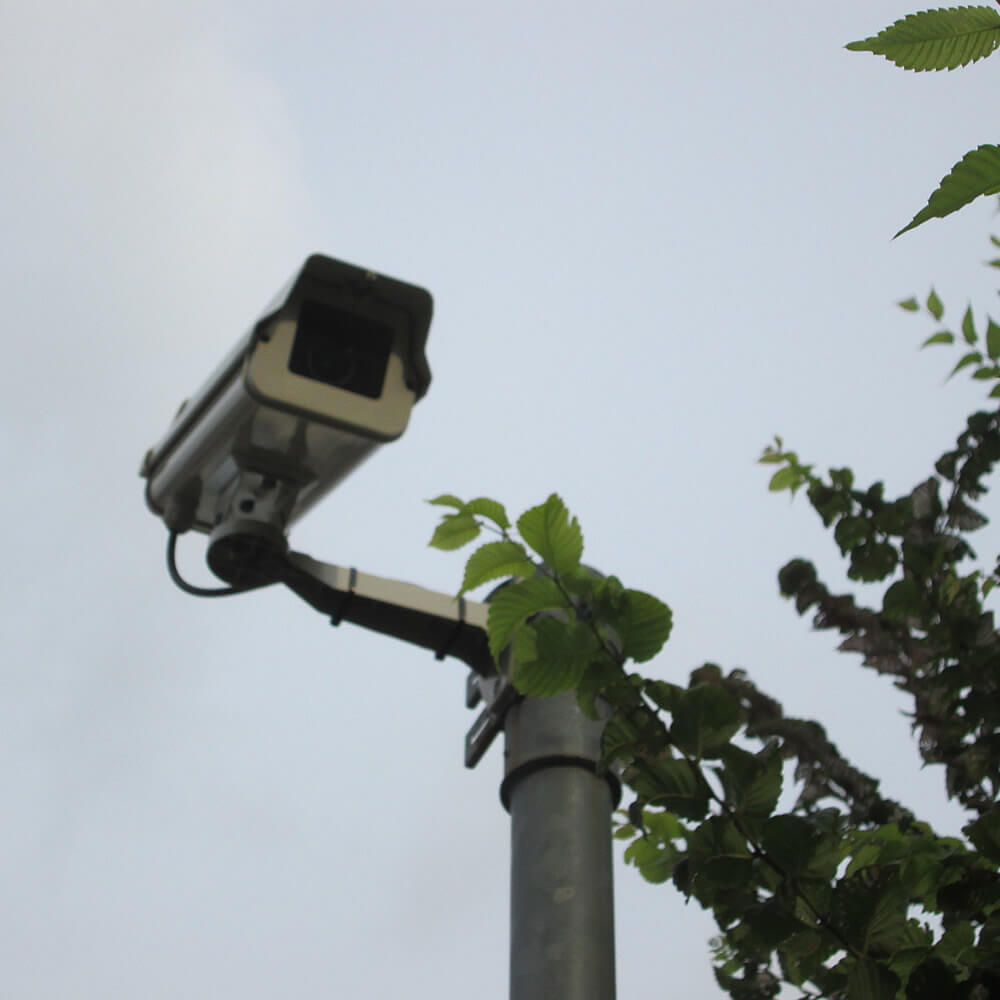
[280,551,495,676]
[277,550,518,767]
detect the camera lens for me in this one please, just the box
[289,300,393,399]
[303,345,359,388]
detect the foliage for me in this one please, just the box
[428,245,1000,997]
[848,6,1000,235]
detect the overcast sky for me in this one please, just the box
[3,1,999,997]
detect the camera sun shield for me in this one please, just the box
[141,255,433,536]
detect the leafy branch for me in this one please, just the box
[427,241,1000,997]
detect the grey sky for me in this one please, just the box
[2,1,998,997]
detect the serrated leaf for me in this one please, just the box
[486,575,566,661]
[588,574,628,623]
[460,540,535,594]
[428,494,465,509]
[575,657,619,719]
[644,679,683,713]
[963,808,1000,862]
[921,331,955,347]
[534,615,601,665]
[720,747,783,821]
[847,958,899,1000]
[516,494,583,575]
[511,619,594,696]
[899,297,920,311]
[640,759,710,820]
[987,318,1000,359]
[897,145,1000,237]
[761,815,823,876]
[846,7,1000,71]
[429,513,481,550]
[865,887,908,953]
[927,288,944,320]
[620,589,673,663]
[962,305,978,344]
[669,685,741,758]
[462,497,511,530]
[948,350,983,379]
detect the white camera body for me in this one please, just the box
[141,255,432,536]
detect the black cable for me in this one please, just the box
[166,532,262,597]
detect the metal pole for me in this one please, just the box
[501,692,617,1000]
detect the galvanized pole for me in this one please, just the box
[501,692,618,1000]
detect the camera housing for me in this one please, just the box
[141,255,432,538]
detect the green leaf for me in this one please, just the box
[990,383,1000,398]
[624,835,676,883]
[848,540,899,582]
[987,318,1000,359]
[865,887,909,954]
[921,331,955,347]
[460,540,535,594]
[534,616,600,668]
[882,577,924,621]
[516,494,583,576]
[847,958,900,1000]
[937,920,976,968]
[927,288,944,321]
[687,817,753,888]
[962,305,978,344]
[575,657,620,719]
[644,679,683,713]
[619,589,673,663]
[768,466,800,492]
[741,898,807,951]
[834,514,871,554]
[462,497,511,530]
[428,494,465,509]
[963,808,1000,862]
[897,145,1000,237]
[588,574,628,624]
[898,297,920,311]
[719,746,783,821]
[846,7,1000,71]
[948,350,983,379]
[639,758,710,820]
[973,364,1000,378]
[486,576,566,661]
[761,815,824,876]
[511,618,597,696]
[429,513,481,551]
[645,809,685,841]
[669,685,741,759]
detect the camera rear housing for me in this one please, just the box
[141,255,432,536]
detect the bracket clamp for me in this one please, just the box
[464,671,519,768]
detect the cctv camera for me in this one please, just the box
[140,255,432,555]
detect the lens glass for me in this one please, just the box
[289,300,394,399]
